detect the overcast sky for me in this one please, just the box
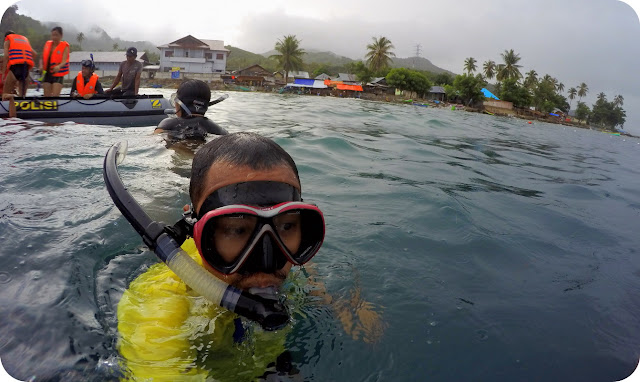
[4,0,640,133]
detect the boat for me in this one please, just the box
[0,94,171,127]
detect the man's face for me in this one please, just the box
[126,55,136,63]
[81,66,91,77]
[195,161,301,291]
[50,30,61,42]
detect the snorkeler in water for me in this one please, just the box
[105,132,384,380]
[154,79,228,145]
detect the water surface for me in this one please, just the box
[0,90,639,381]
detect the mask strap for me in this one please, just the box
[175,97,193,117]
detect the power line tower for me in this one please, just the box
[413,44,422,68]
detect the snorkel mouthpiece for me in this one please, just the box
[103,141,289,331]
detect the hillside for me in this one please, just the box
[0,5,159,61]
[391,56,455,75]
[226,45,278,72]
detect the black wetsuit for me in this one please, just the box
[157,116,227,142]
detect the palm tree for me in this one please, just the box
[524,70,538,88]
[365,36,395,73]
[464,57,477,74]
[483,60,496,80]
[613,94,624,107]
[556,82,564,93]
[568,87,577,110]
[577,83,588,102]
[270,35,305,84]
[76,32,85,48]
[112,43,119,51]
[597,92,607,103]
[497,49,522,81]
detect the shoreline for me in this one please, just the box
[133,77,637,138]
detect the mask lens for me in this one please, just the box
[281,208,324,263]
[202,213,258,269]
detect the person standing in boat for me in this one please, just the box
[106,47,142,96]
[70,59,104,99]
[154,79,227,144]
[2,31,34,97]
[0,55,17,117]
[40,26,70,97]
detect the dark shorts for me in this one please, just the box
[43,72,64,84]
[9,63,29,81]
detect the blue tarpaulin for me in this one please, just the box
[294,79,315,86]
[481,88,499,100]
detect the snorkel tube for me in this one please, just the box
[103,141,289,331]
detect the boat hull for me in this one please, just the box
[0,95,171,127]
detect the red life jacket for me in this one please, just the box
[76,72,99,96]
[5,34,34,69]
[42,40,70,76]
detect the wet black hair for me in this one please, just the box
[177,79,211,115]
[4,31,15,38]
[189,132,300,207]
[51,26,63,35]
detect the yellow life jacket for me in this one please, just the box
[117,238,292,381]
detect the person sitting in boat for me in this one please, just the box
[40,26,69,97]
[105,47,141,96]
[70,59,104,99]
[2,31,34,97]
[154,79,227,142]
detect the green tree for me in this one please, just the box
[498,78,532,108]
[113,43,119,51]
[350,61,374,85]
[483,60,496,81]
[613,94,624,107]
[577,82,588,102]
[433,72,454,86]
[407,71,433,98]
[76,32,85,48]
[591,96,626,130]
[556,82,564,94]
[524,70,538,89]
[567,87,577,110]
[496,49,522,81]
[386,67,411,93]
[365,36,395,73]
[464,57,477,74]
[575,101,591,123]
[145,49,160,64]
[270,35,305,83]
[443,84,458,102]
[453,73,485,106]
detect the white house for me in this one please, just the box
[67,51,147,78]
[157,35,229,74]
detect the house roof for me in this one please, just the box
[68,51,146,64]
[234,64,271,76]
[315,73,331,80]
[370,77,386,84]
[157,35,229,52]
[336,73,357,82]
[429,86,446,94]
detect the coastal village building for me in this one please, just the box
[230,64,277,86]
[67,51,147,78]
[157,35,229,74]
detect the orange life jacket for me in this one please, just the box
[75,72,98,96]
[42,40,70,76]
[5,34,34,69]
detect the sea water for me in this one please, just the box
[0,90,639,381]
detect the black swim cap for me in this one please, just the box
[176,79,211,115]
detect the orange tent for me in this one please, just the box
[336,84,363,91]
